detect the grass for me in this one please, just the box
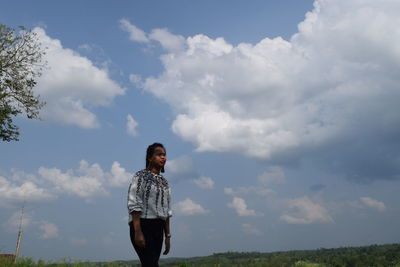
[0,258,133,267]
[0,258,328,267]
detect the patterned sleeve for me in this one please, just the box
[127,172,144,213]
[167,186,173,217]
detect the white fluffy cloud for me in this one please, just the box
[108,161,132,187]
[126,0,400,180]
[0,160,132,205]
[228,197,263,217]
[0,160,132,204]
[360,197,386,212]
[38,162,108,199]
[242,223,263,236]
[193,176,214,189]
[173,198,209,216]
[39,221,59,239]
[33,27,125,128]
[38,160,133,197]
[280,196,333,224]
[126,114,139,136]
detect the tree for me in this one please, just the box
[0,24,46,142]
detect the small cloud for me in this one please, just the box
[70,237,88,245]
[78,43,92,51]
[224,186,275,197]
[129,74,143,87]
[3,211,32,233]
[360,197,386,212]
[126,114,139,136]
[193,176,214,189]
[228,197,263,217]
[120,19,185,52]
[257,166,285,185]
[280,196,333,224]
[173,198,209,216]
[39,221,59,239]
[148,28,185,52]
[242,223,263,236]
[224,187,235,195]
[119,18,149,43]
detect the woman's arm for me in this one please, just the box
[132,211,145,248]
[128,174,145,248]
[163,217,171,255]
[127,174,144,213]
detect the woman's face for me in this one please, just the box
[149,147,166,169]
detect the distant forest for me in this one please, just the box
[2,243,400,266]
[118,243,400,267]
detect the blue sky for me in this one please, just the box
[1,0,400,262]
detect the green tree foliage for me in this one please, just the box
[0,24,46,142]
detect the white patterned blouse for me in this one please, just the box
[127,169,172,223]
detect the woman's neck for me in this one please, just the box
[147,166,161,175]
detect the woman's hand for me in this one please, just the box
[163,237,170,255]
[135,231,146,248]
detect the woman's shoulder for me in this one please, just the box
[134,169,151,178]
[134,169,169,186]
[158,173,169,186]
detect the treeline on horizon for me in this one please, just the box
[158,243,400,267]
[2,243,400,267]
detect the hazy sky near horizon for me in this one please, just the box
[1,0,400,262]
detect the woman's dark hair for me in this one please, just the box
[146,143,166,173]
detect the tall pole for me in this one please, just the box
[14,202,25,264]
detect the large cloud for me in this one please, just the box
[126,0,400,181]
[33,28,125,128]
[38,160,133,197]
[38,164,108,199]
[0,175,53,205]
[0,160,132,204]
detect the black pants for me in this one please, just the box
[130,219,165,267]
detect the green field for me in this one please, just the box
[2,243,400,267]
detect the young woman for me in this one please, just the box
[127,143,172,267]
